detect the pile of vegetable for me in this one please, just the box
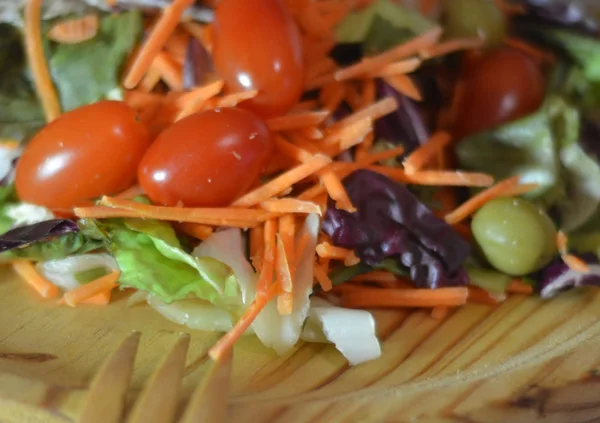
[2,0,600,366]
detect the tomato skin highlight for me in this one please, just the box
[138,108,273,207]
[212,0,304,118]
[15,101,151,210]
[453,47,546,138]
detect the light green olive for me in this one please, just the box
[443,0,506,47]
[472,197,557,276]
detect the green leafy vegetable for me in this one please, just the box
[1,231,103,261]
[75,266,110,283]
[48,10,143,111]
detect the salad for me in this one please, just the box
[2,0,600,366]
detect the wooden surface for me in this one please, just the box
[2,267,600,423]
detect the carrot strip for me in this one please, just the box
[62,272,120,307]
[12,260,60,299]
[556,230,568,254]
[468,286,501,306]
[114,184,145,200]
[260,198,322,215]
[328,97,397,133]
[140,65,163,92]
[367,166,495,187]
[176,79,224,120]
[502,183,540,197]
[164,29,189,64]
[361,79,376,109]
[444,176,521,225]
[431,307,449,320]
[293,232,311,272]
[47,14,99,44]
[563,254,590,274]
[334,26,442,81]
[25,0,61,122]
[507,279,534,295]
[214,90,259,108]
[383,75,422,101]
[342,287,469,308]
[74,206,147,220]
[344,82,364,111]
[365,145,406,163]
[124,0,194,89]
[313,262,333,291]
[208,284,277,360]
[152,51,184,92]
[322,118,373,154]
[316,242,360,266]
[182,21,213,52]
[257,219,277,295]
[279,214,296,276]
[403,132,451,174]
[250,226,265,272]
[320,82,346,114]
[175,222,214,240]
[367,58,422,78]
[276,234,293,315]
[80,290,112,306]
[306,57,337,81]
[232,154,332,207]
[420,37,485,59]
[320,170,355,212]
[267,111,330,132]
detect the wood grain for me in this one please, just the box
[1,270,600,422]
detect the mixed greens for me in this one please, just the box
[3,0,600,366]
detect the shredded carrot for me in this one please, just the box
[403,132,451,174]
[341,287,469,308]
[563,254,590,274]
[420,37,485,59]
[257,219,277,295]
[383,74,422,101]
[306,57,338,81]
[114,184,145,200]
[468,286,501,306]
[431,307,449,320]
[24,0,62,122]
[502,183,540,197]
[323,117,373,154]
[320,170,355,212]
[214,90,258,108]
[80,290,112,306]
[274,135,314,163]
[250,226,265,272]
[260,198,322,215]
[267,111,330,132]
[444,176,521,225]
[367,58,422,78]
[320,82,346,114]
[152,51,184,92]
[208,283,277,360]
[140,66,163,92]
[367,166,494,187]
[164,29,189,65]
[316,242,360,266]
[328,97,397,133]
[334,26,442,81]
[61,271,120,307]
[313,262,333,291]
[232,154,332,207]
[279,214,296,275]
[556,230,568,254]
[124,0,194,89]
[182,21,213,52]
[275,234,293,315]
[12,260,60,299]
[504,36,555,64]
[293,232,311,272]
[47,14,99,44]
[507,279,534,295]
[175,222,214,241]
[176,79,224,120]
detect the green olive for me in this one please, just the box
[472,197,557,276]
[443,0,506,47]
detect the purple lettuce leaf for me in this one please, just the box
[514,0,598,36]
[374,79,431,155]
[537,253,600,298]
[183,36,213,90]
[322,170,470,288]
[0,219,79,252]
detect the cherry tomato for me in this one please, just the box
[138,108,273,207]
[15,101,151,210]
[453,47,545,138]
[212,0,304,118]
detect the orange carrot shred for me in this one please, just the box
[328,97,397,133]
[563,254,590,274]
[214,90,259,108]
[12,260,60,299]
[367,58,422,78]
[257,219,277,295]
[382,74,422,101]
[25,0,62,122]
[313,262,333,291]
[367,166,494,187]
[250,226,265,272]
[152,51,184,92]
[468,286,501,305]
[320,170,355,212]
[47,14,99,44]
[175,222,214,241]
[232,154,332,207]
[267,111,330,132]
[403,131,451,174]
[62,272,120,307]
[507,279,534,295]
[444,176,522,224]
[260,198,322,215]
[275,233,293,315]
[176,79,224,120]
[114,184,145,200]
[80,290,112,306]
[341,287,469,308]
[124,0,194,89]
[420,37,485,59]
[316,242,360,266]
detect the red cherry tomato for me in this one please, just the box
[453,47,545,138]
[138,108,273,207]
[212,0,304,118]
[15,101,151,210]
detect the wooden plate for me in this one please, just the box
[2,266,600,423]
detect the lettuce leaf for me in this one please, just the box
[48,11,143,111]
[104,219,240,306]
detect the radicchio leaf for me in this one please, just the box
[183,36,213,90]
[515,0,599,36]
[0,219,79,252]
[322,170,470,288]
[538,253,600,298]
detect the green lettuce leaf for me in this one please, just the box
[1,231,103,261]
[102,218,240,305]
[48,10,143,111]
[335,0,433,46]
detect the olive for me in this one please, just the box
[472,197,557,276]
[443,0,506,47]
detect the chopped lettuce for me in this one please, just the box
[98,218,239,306]
[48,11,143,111]
[147,295,234,333]
[38,253,118,291]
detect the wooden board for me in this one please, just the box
[2,266,600,423]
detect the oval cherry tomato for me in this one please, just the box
[15,101,151,210]
[453,47,545,138]
[138,108,273,207]
[212,0,304,118]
